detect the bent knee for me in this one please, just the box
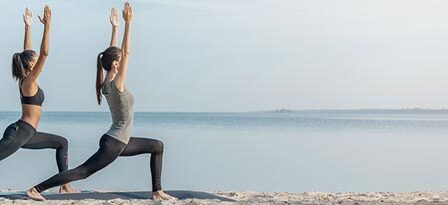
[56,137,68,149]
[154,140,164,153]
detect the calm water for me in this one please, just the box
[1,111,448,193]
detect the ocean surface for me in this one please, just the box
[1,111,448,193]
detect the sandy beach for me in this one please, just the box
[2,191,448,205]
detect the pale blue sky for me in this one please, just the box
[1,0,448,112]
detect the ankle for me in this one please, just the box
[31,187,39,193]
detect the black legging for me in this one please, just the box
[0,120,69,172]
[35,134,164,193]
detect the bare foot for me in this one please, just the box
[25,187,46,201]
[152,190,177,200]
[59,184,79,193]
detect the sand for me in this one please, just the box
[2,191,448,204]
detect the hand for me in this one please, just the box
[38,5,51,26]
[122,2,132,23]
[23,7,32,26]
[110,8,119,27]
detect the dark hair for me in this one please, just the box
[11,50,37,81]
[96,46,122,105]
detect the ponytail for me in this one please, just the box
[11,50,37,81]
[11,53,26,81]
[96,47,122,105]
[96,52,104,105]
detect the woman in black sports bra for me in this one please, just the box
[0,5,76,193]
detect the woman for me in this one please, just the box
[0,6,76,193]
[26,3,176,201]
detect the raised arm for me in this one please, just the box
[114,2,132,91]
[24,5,51,84]
[23,8,32,50]
[110,8,119,47]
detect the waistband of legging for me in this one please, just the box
[15,119,36,132]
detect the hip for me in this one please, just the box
[2,120,36,141]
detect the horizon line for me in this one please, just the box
[2,108,448,113]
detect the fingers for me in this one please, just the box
[25,7,32,16]
[43,4,50,18]
[126,3,132,15]
[22,5,50,25]
[23,7,32,22]
[41,4,51,24]
[45,4,51,16]
[122,1,132,21]
[110,7,119,26]
[123,2,130,14]
[111,7,118,19]
[38,15,44,24]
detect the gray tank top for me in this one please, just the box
[102,80,135,144]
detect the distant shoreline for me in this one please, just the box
[261,108,448,114]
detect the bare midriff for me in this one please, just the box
[20,104,42,129]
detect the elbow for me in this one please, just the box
[122,50,131,56]
[40,50,49,56]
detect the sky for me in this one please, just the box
[1,0,448,112]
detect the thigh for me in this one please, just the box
[1,125,21,144]
[120,137,163,156]
[0,126,25,159]
[79,135,126,172]
[78,148,117,174]
[0,124,36,160]
[21,131,67,149]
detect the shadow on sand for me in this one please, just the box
[0,190,235,201]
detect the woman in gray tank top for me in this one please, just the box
[26,3,176,201]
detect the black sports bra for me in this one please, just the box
[19,81,45,106]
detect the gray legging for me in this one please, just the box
[0,120,69,172]
[34,134,164,192]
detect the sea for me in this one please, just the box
[1,110,448,193]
